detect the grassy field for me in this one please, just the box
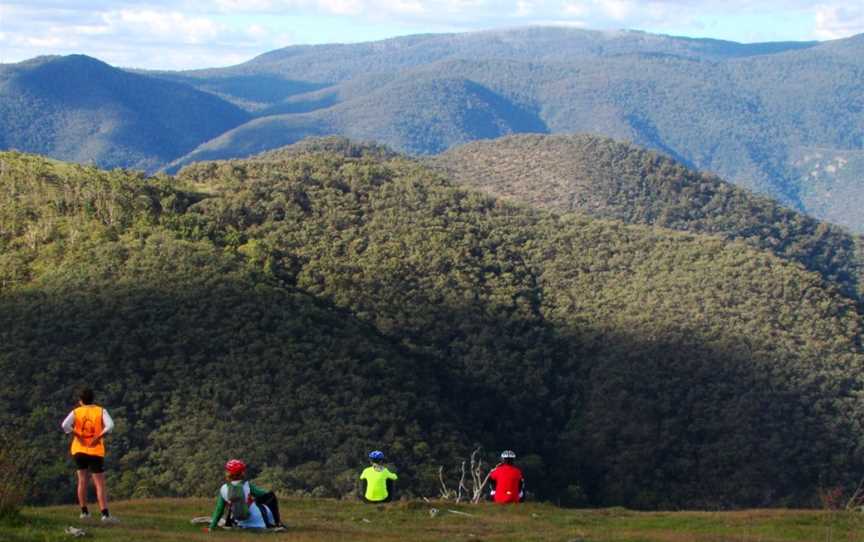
[4,498,864,542]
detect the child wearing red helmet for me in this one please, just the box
[206,459,285,532]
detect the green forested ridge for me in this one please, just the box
[163,74,548,172]
[163,28,864,232]
[1,149,863,511]
[4,28,863,231]
[432,134,864,303]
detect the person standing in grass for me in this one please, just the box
[359,450,398,503]
[60,387,117,522]
[488,450,524,504]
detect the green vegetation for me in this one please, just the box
[6,498,864,541]
[1,148,863,511]
[163,75,547,172]
[166,28,864,232]
[432,133,864,302]
[0,433,34,521]
[4,29,863,230]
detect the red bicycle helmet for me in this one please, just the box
[225,459,246,475]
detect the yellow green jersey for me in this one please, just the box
[360,465,398,501]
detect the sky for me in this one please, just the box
[1,1,863,70]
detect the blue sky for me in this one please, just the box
[1,1,862,70]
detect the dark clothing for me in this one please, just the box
[73,453,104,473]
[254,492,282,526]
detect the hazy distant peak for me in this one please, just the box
[235,25,824,78]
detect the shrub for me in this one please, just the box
[0,433,34,521]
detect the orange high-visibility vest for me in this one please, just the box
[70,405,105,457]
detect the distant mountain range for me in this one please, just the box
[0,55,249,171]
[1,27,863,231]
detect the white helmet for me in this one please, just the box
[500,450,516,459]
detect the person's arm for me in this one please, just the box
[61,411,75,434]
[488,469,498,500]
[208,493,225,530]
[98,408,114,437]
[358,471,368,500]
[89,408,115,445]
[61,411,87,440]
[249,483,268,498]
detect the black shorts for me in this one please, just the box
[73,453,104,473]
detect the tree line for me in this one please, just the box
[1,147,862,509]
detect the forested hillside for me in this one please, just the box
[3,28,863,231]
[1,147,862,510]
[164,28,864,232]
[432,134,864,302]
[0,55,250,171]
[164,75,547,170]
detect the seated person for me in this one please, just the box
[488,450,524,504]
[207,459,285,531]
[359,450,398,503]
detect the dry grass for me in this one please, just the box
[7,499,864,542]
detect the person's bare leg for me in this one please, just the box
[76,470,89,509]
[92,472,108,511]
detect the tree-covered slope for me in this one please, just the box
[4,29,863,231]
[164,75,547,172]
[1,149,862,510]
[193,27,818,87]
[431,134,864,302]
[0,152,465,501]
[0,55,250,171]
[171,29,864,232]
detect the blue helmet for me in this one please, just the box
[369,450,384,461]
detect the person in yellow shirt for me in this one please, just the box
[61,387,116,522]
[359,450,398,503]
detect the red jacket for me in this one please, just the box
[489,463,523,504]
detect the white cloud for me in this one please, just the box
[246,24,270,38]
[2,0,864,69]
[600,0,635,21]
[515,0,535,17]
[814,5,864,40]
[0,3,289,69]
[563,1,590,18]
[25,36,66,48]
[318,0,364,15]
[104,9,224,44]
[215,0,278,11]
[389,0,426,16]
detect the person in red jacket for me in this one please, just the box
[488,450,524,504]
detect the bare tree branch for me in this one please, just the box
[437,447,493,504]
[438,465,454,501]
[457,460,468,503]
[845,477,864,511]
